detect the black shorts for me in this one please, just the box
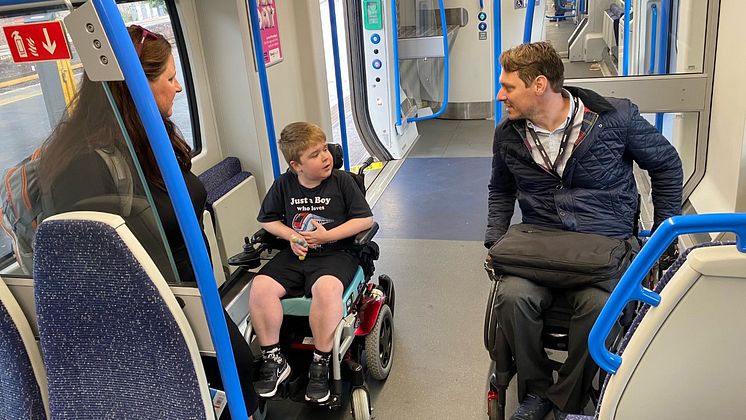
[258,249,359,298]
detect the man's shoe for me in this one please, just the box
[254,352,291,398]
[305,360,330,403]
[509,393,553,420]
[553,406,570,420]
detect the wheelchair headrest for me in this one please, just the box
[328,143,344,170]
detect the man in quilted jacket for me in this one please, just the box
[485,42,682,420]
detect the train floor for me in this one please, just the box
[260,118,534,419]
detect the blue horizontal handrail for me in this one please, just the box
[247,0,281,179]
[407,0,450,123]
[494,0,502,126]
[589,213,746,375]
[327,0,350,171]
[522,0,536,43]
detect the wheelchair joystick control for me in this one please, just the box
[291,235,308,261]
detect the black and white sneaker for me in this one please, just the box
[304,360,330,403]
[254,352,291,398]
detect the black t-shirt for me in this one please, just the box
[257,170,372,252]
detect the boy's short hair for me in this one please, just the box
[500,42,564,93]
[278,122,327,164]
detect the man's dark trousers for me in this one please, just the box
[496,275,620,412]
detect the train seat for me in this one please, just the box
[568,241,746,420]
[199,157,262,277]
[33,211,216,419]
[0,278,48,419]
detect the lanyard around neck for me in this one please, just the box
[526,96,579,175]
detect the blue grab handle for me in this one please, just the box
[589,213,746,375]
[90,0,249,418]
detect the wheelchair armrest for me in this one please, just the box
[250,228,272,244]
[354,222,379,246]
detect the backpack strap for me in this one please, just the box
[95,148,133,217]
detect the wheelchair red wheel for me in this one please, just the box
[365,304,394,380]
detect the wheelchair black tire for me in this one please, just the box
[365,304,394,380]
[484,278,499,353]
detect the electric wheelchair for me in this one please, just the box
[228,145,395,420]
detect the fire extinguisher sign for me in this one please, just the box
[3,21,71,63]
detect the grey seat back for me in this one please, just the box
[0,279,48,419]
[33,211,215,419]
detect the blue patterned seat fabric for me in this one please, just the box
[198,157,252,209]
[569,241,734,420]
[0,296,46,420]
[34,219,209,419]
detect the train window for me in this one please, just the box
[0,2,193,283]
[541,0,711,79]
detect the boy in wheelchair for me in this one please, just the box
[249,122,373,403]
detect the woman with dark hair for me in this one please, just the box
[40,25,199,283]
[39,25,258,418]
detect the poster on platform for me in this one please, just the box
[258,0,283,67]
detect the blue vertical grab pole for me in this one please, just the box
[391,0,402,127]
[247,0,281,179]
[523,0,536,43]
[91,0,249,418]
[648,4,657,75]
[655,0,670,132]
[494,0,502,126]
[623,0,631,75]
[327,0,350,171]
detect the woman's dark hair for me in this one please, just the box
[40,25,191,192]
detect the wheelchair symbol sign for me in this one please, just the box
[514,0,540,9]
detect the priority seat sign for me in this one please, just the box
[3,21,71,63]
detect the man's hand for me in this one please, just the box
[301,220,330,248]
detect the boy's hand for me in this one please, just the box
[289,234,308,258]
[301,220,330,248]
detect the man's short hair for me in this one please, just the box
[500,42,564,93]
[278,122,327,164]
